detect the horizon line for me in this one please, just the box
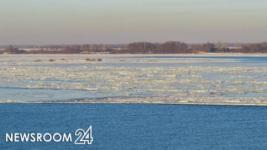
[1,41,267,47]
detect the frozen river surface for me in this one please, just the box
[0,54,267,104]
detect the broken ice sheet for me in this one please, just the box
[0,54,267,104]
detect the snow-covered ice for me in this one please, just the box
[0,54,267,104]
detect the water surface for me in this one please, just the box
[0,104,267,149]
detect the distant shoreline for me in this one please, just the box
[1,42,267,54]
[1,52,267,55]
[1,52,267,54]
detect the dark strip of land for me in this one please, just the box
[1,41,267,54]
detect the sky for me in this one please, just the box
[0,0,266,45]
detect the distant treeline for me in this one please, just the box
[1,41,267,54]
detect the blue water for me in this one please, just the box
[1,104,267,150]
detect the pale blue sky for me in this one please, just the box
[0,0,266,44]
